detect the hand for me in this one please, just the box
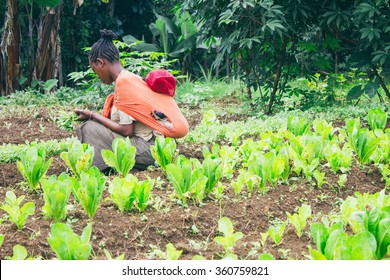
[74,109,93,121]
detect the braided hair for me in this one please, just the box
[89,29,120,63]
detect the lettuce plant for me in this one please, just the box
[47,223,92,260]
[312,119,334,141]
[371,131,390,164]
[16,146,53,190]
[102,137,136,177]
[72,167,106,219]
[109,175,136,212]
[310,221,379,260]
[41,173,77,222]
[204,144,238,179]
[0,191,35,230]
[267,221,288,245]
[286,204,312,238]
[134,178,153,212]
[60,140,94,179]
[368,108,387,131]
[165,156,208,204]
[150,136,177,170]
[214,217,243,255]
[288,137,322,179]
[248,151,288,190]
[324,141,353,173]
[219,145,239,179]
[347,123,379,164]
[232,170,261,195]
[287,115,310,136]
[201,155,223,195]
[311,202,390,260]
[313,170,326,188]
[109,174,153,212]
[348,207,390,259]
[150,243,183,260]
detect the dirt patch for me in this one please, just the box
[0,109,74,144]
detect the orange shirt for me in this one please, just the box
[102,72,189,138]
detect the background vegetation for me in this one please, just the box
[0,0,389,114]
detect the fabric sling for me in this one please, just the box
[102,72,189,138]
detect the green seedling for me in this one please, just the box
[201,155,223,195]
[47,223,93,260]
[60,140,94,179]
[313,170,326,188]
[102,137,136,177]
[214,217,243,254]
[287,116,310,136]
[109,174,153,212]
[286,204,312,238]
[151,243,183,260]
[16,146,53,190]
[104,249,125,260]
[335,174,347,193]
[368,108,387,131]
[150,137,177,170]
[258,253,275,260]
[347,122,379,164]
[41,173,76,222]
[165,156,208,205]
[0,191,35,230]
[72,166,106,219]
[267,221,288,245]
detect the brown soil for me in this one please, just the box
[0,107,387,260]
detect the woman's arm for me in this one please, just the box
[74,109,134,137]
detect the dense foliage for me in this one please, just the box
[0,0,389,113]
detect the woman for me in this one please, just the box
[75,29,189,172]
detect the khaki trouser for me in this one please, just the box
[76,120,155,171]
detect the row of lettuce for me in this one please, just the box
[1,108,390,259]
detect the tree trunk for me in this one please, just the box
[34,4,63,83]
[26,2,35,85]
[267,36,288,115]
[0,0,21,96]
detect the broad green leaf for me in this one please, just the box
[349,231,377,260]
[9,244,28,260]
[324,229,348,260]
[347,85,364,101]
[47,223,92,260]
[166,243,182,260]
[309,247,327,260]
[218,217,234,236]
[377,218,390,259]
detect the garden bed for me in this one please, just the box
[0,106,388,260]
